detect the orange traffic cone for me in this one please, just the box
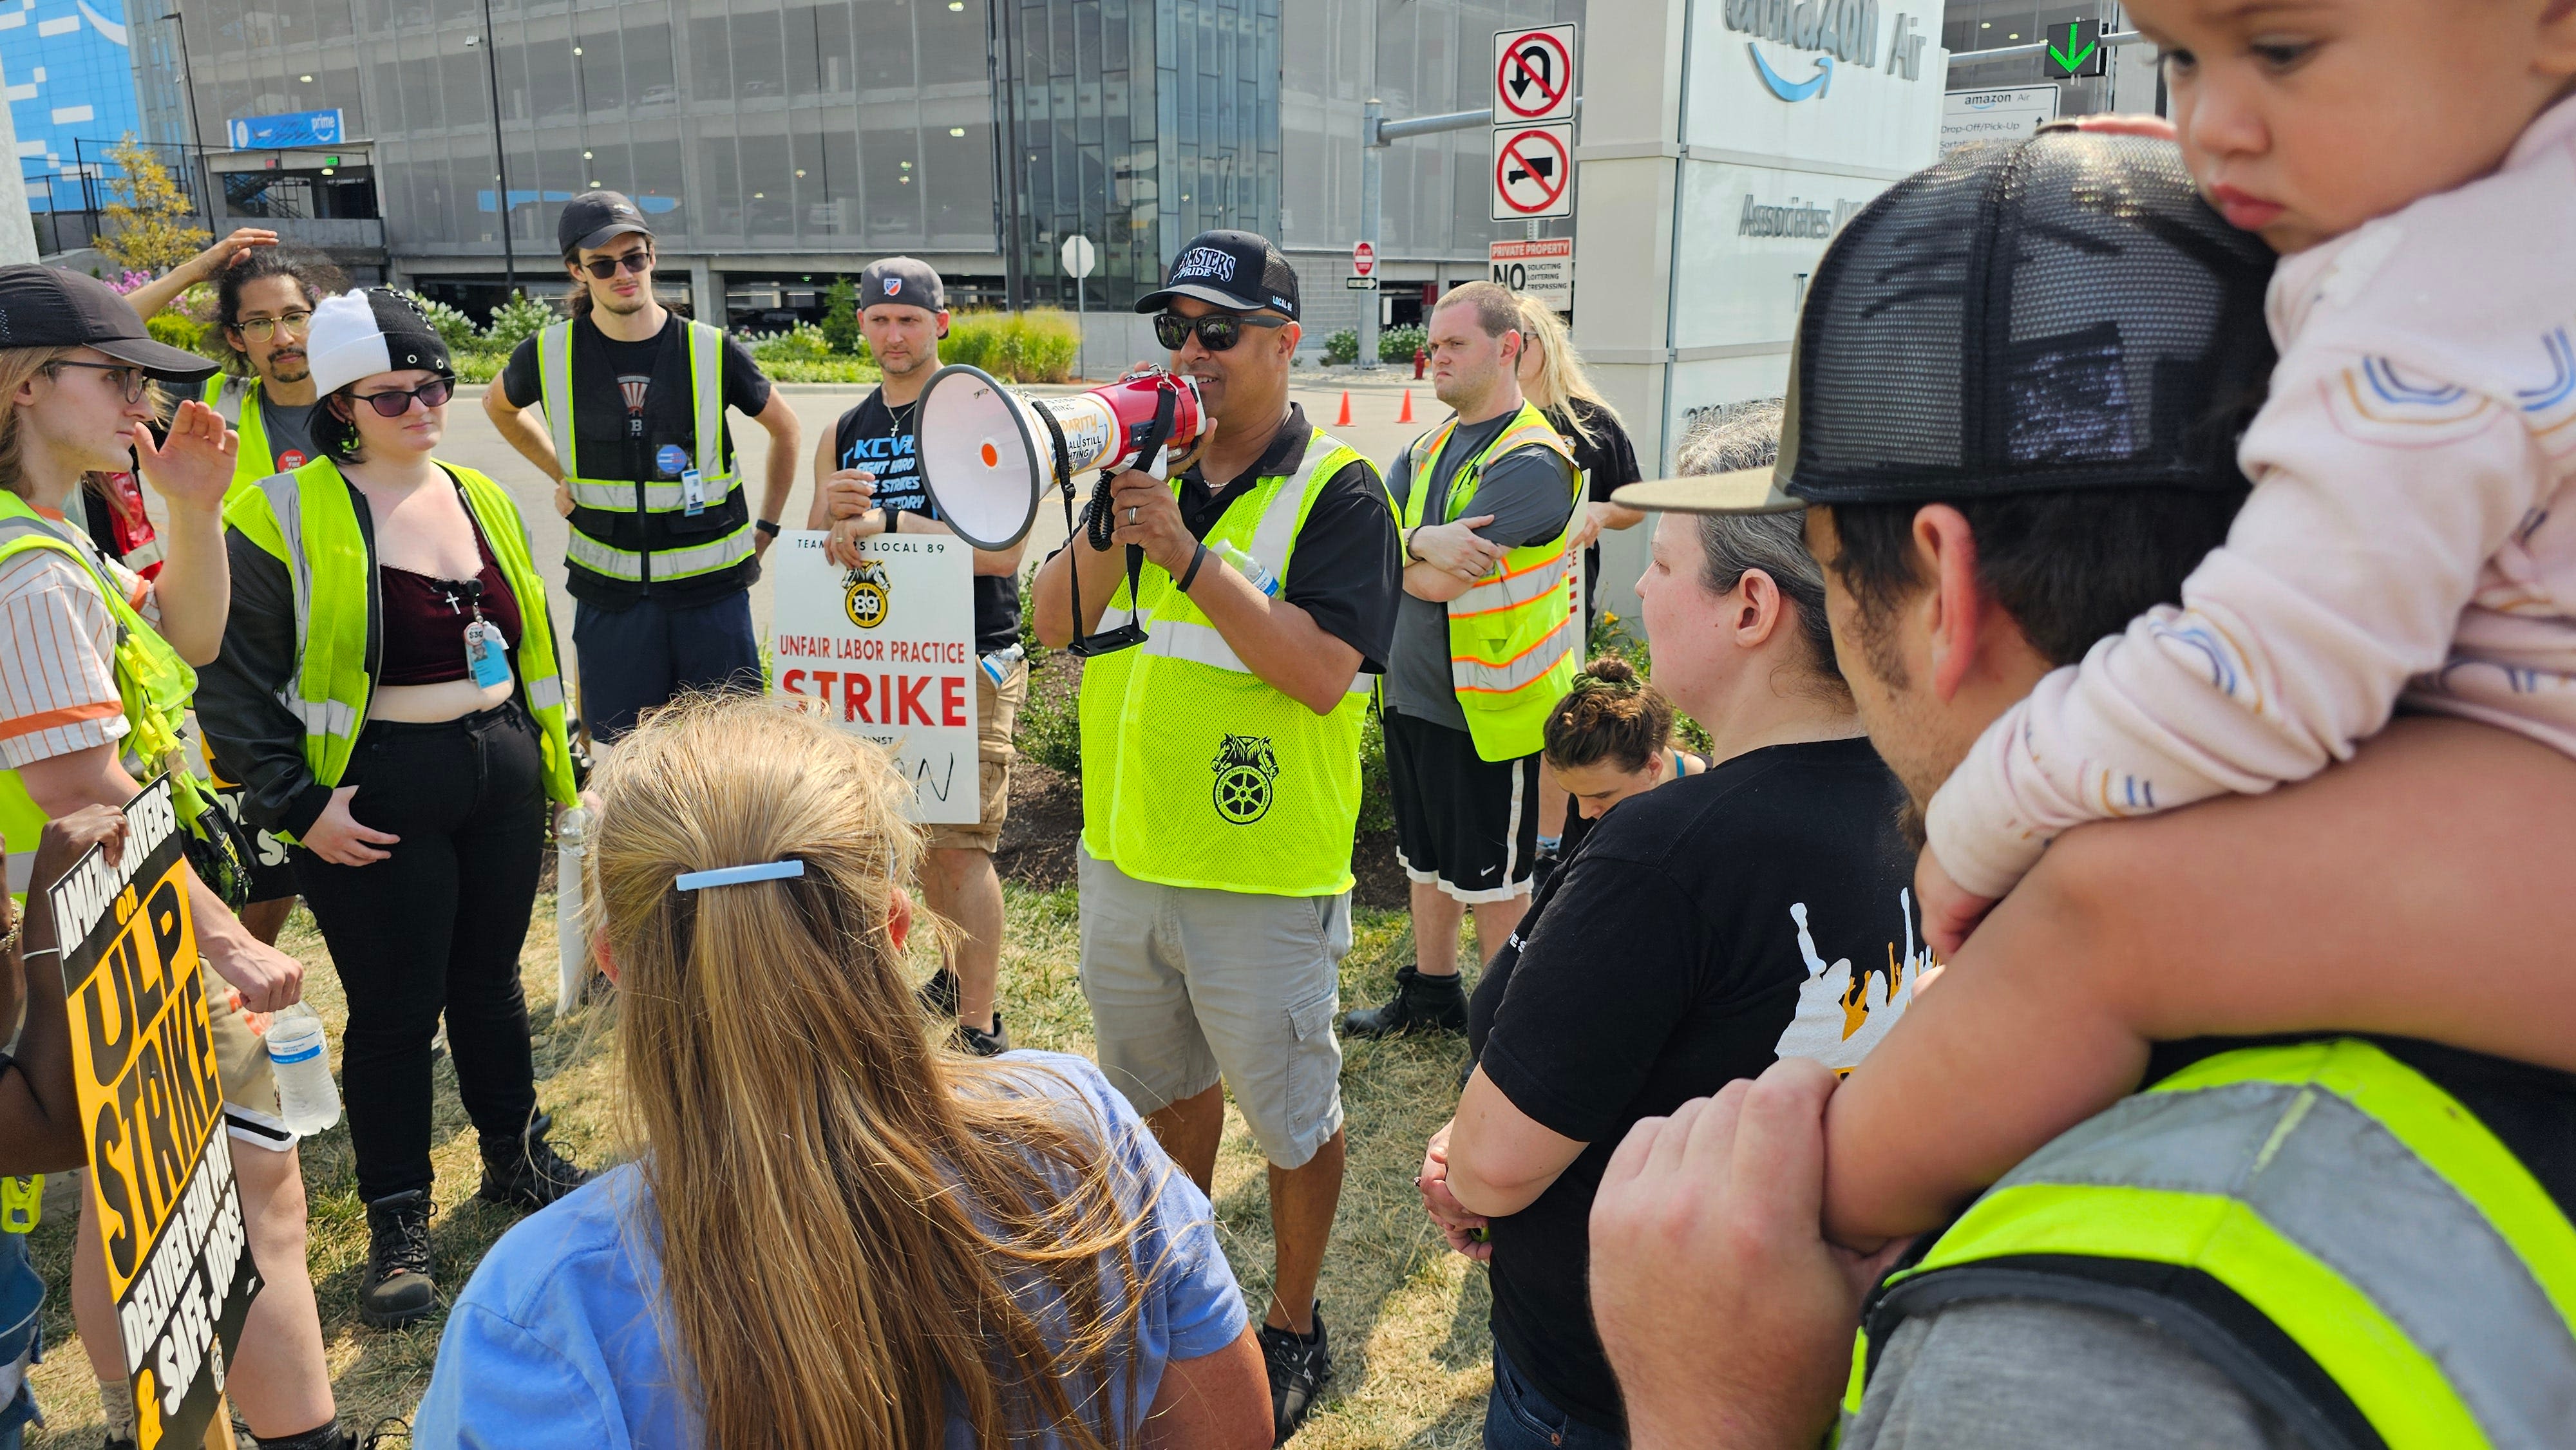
[1335,391,1353,426]
[1396,389,1415,424]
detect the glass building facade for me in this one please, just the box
[4,0,150,212]
[129,0,1582,319]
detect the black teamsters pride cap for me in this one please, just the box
[1136,229,1300,320]
[858,256,945,313]
[558,189,653,255]
[0,264,220,381]
[1616,126,2277,515]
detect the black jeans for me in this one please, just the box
[294,702,547,1202]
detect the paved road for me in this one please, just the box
[430,373,1444,693]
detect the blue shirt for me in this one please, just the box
[411,1053,1246,1448]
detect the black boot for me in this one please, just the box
[360,1189,435,1329]
[1257,1303,1334,1445]
[1340,966,1466,1039]
[476,1111,592,1211]
[955,1010,1012,1057]
[918,967,961,1020]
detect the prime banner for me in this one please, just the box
[51,777,261,1449]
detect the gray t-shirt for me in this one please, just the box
[258,392,319,469]
[1844,1299,2312,1450]
[1383,413,1577,732]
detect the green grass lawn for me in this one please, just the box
[24,885,1496,1448]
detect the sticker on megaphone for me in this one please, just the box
[916,365,1206,552]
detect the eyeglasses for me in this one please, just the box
[49,361,151,404]
[581,250,654,280]
[236,310,314,342]
[1153,312,1288,352]
[350,377,456,417]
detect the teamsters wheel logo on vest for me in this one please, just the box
[842,560,892,630]
[1211,735,1281,825]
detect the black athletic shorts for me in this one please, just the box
[1385,707,1540,905]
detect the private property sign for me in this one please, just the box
[770,531,981,825]
[1490,238,1573,310]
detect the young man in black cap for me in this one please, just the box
[484,189,803,742]
[0,265,347,1447]
[808,257,1028,1057]
[1030,228,1401,1444]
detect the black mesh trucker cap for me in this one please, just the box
[1616,126,2277,514]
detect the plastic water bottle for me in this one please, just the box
[265,1004,341,1135]
[1215,541,1280,598]
[556,805,592,1013]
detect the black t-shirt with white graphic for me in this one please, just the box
[832,387,1020,655]
[1466,735,1924,1433]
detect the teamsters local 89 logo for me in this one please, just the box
[842,559,893,629]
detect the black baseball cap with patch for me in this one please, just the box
[0,264,220,381]
[1136,229,1300,320]
[1615,126,2276,516]
[858,257,945,314]
[558,189,653,256]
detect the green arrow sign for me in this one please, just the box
[2047,20,2103,78]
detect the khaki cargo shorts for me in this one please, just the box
[925,656,1028,853]
[208,983,297,1154]
[1075,846,1350,1170]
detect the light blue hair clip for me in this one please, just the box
[674,859,806,892]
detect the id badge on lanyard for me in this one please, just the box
[460,580,512,689]
[681,467,707,517]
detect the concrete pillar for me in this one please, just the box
[688,257,719,323]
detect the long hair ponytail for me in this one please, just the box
[587,695,1164,1450]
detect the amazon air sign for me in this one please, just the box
[1724,0,1934,101]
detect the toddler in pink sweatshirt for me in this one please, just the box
[1825,0,2576,1245]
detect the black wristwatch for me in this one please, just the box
[755,518,782,538]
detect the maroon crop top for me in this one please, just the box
[378,529,523,686]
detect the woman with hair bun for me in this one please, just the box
[413,695,1269,1450]
[1539,656,1705,863]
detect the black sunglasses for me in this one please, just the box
[581,250,654,279]
[1153,311,1288,352]
[349,376,456,417]
[49,359,153,404]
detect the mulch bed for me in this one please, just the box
[993,652,1408,912]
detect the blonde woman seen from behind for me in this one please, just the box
[413,697,1271,1450]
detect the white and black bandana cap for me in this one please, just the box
[305,288,453,398]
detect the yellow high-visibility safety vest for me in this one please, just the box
[0,492,205,900]
[1079,433,1383,898]
[1397,402,1580,762]
[202,374,280,497]
[222,458,579,812]
[1844,1037,2576,1449]
[534,318,750,586]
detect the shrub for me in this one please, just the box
[410,294,482,350]
[480,292,558,350]
[759,357,881,384]
[819,276,862,356]
[146,312,207,354]
[1356,706,1394,837]
[1323,328,1359,366]
[746,324,835,364]
[944,310,1079,383]
[1378,323,1426,364]
[450,350,506,384]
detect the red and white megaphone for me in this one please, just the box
[914,364,1208,551]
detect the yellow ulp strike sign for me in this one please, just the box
[51,777,261,1449]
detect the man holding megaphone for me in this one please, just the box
[808,258,1031,1059]
[1030,230,1401,1445]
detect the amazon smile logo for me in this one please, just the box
[1723,0,1931,100]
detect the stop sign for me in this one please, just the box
[1352,241,1378,278]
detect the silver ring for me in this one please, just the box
[1128,506,1139,525]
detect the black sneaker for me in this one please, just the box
[476,1112,592,1211]
[1258,1305,1333,1445]
[918,967,961,1021]
[360,1189,435,1329]
[1340,966,1466,1039]
[955,1012,1012,1058]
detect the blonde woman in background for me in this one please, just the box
[1512,296,1646,880]
[413,696,1269,1450]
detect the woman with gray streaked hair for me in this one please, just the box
[1416,395,1924,1450]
